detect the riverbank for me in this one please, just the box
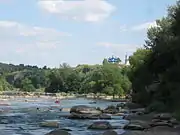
[123,112,180,135]
[0,91,129,102]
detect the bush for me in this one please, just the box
[173,109,180,121]
[146,101,167,113]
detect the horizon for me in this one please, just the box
[0,0,177,67]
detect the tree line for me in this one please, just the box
[0,61,131,98]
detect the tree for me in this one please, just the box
[45,70,64,93]
[130,1,180,111]
[21,78,35,92]
[102,59,109,65]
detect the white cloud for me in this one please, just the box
[38,0,116,22]
[97,42,141,53]
[131,21,157,31]
[0,20,71,65]
[0,20,71,38]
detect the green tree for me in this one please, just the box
[21,78,35,92]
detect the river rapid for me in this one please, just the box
[0,98,128,135]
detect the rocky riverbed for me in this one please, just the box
[0,97,129,135]
[0,97,179,135]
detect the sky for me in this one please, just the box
[0,0,177,67]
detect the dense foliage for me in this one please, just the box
[0,61,131,97]
[130,1,180,113]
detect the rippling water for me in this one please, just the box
[0,98,128,135]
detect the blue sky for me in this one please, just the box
[0,0,177,67]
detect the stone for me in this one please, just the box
[150,121,173,127]
[40,121,59,128]
[89,101,96,104]
[0,119,9,124]
[116,103,126,108]
[151,119,162,123]
[70,105,101,115]
[45,129,71,135]
[59,128,72,131]
[68,113,99,119]
[124,124,146,130]
[69,105,102,119]
[99,114,111,119]
[103,130,118,135]
[153,113,172,120]
[169,118,179,125]
[124,120,150,131]
[113,113,125,116]
[88,121,113,130]
[160,113,172,120]
[103,105,119,114]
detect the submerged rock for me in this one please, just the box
[40,121,59,128]
[89,101,97,104]
[103,130,118,135]
[88,121,113,130]
[124,124,147,130]
[99,114,111,119]
[68,113,99,119]
[45,129,71,135]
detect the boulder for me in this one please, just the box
[124,124,147,130]
[70,105,101,115]
[40,121,59,128]
[116,103,126,109]
[103,130,118,135]
[45,129,71,135]
[150,121,173,127]
[130,108,145,114]
[113,113,125,116]
[69,105,102,119]
[124,120,150,131]
[119,109,129,114]
[153,113,172,120]
[99,114,111,119]
[103,105,119,114]
[68,112,99,119]
[88,121,113,130]
[169,118,179,125]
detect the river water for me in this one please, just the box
[0,98,128,135]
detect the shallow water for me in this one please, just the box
[0,98,128,135]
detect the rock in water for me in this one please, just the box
[153,113,172,120]
[124,124,146,130]
[70,105,101,115]
[103,105,119,114]
[99,114,111,119]
[45,129,71,135]
[88,121,113,130]
[69,105,101,119]
[124,120,150,131]
[103,130,118,135]
[40,121,59,128]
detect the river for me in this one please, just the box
[0,97,128,135]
